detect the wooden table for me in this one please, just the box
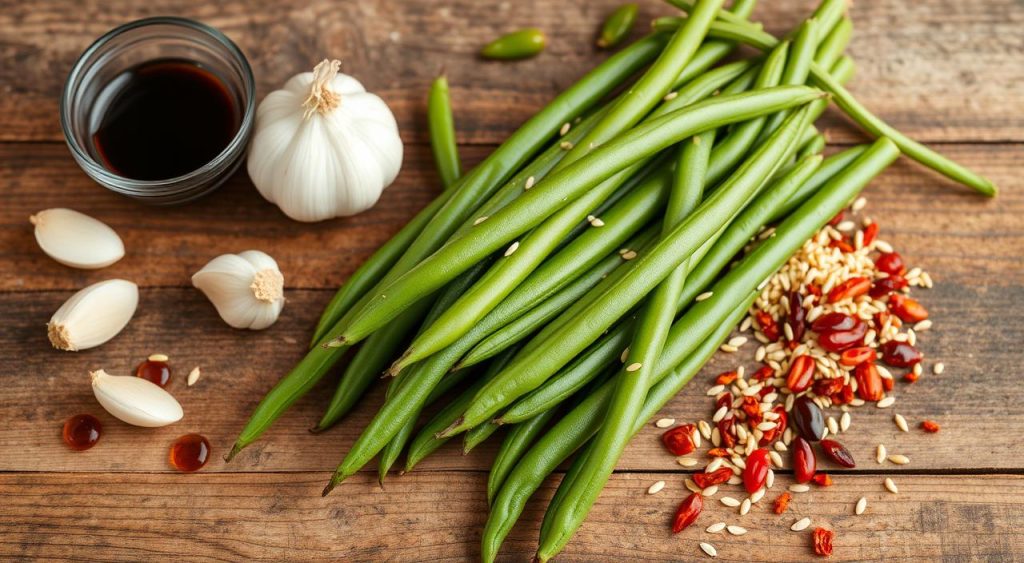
[2,0,1022,560]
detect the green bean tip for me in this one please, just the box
[223,443,242,462]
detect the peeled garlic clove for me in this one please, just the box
[31,208,125,269]
[90,369,183,427]
[192,250,284,330]
[48,279,138,351]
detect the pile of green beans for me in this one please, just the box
[228,0,995,558]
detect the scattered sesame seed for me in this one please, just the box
[720,344,739,353]
[726,525,747,536]
[855,497,868,515]
[696,291,714,302]
[877,396,896,408]
[678,457,698,467]
[621,250,637,260]
[647,480,666,494]
[877,444,887,464]
[626,362,642,372]
[789,484,810,493]
[504,241,520,256]
[934,362,945,375]
[706,522,727,533]
[852,197,867,212]
[768,451,783,468]
[148,353,169,362]
[473,216,488,225]
[685,479,701,493]
[750,487,766,504]
[728,336,748,348]
[663,91,679,101]
[766,470,775,489]
[840,412,851,432]
[525,176,536,190]
[721,496,741,507]
[655,418,675,428]
[699,542,718,558]
[884,477,899,494]
[740,498,751,515]
[187,366,201,386]
[888,454,910,465]
[698,420,712,440]
[559,122,571,136]
[559,141,573,150]
[894,413,909,432]
[702,485,719,497]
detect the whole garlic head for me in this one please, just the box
[192,250,285,330]
[247,59,403,222]
[48,279,139,351]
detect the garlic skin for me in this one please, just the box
[192,250,285,330]
[48,279,138,351]
[247,59,403,222]
[90,369,183,427]
[31,208,125,269]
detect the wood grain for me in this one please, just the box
[2,472,1023,561]
[0,0,1022,144]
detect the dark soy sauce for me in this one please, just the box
[91,59,240,181]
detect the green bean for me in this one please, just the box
[331,87,823,351]
[772,145,868,221]
[753,18,819,147]
[483,138,899,561]
[815,17,853,70]
[481,28,547,60]
[428,74,461,189]
[831,54,856,85]
[441,103,814,438]
[227,37,666,459]
[597,4,638,48]
[662,17,998,195]
[540,440,592,541]
[488,408,559,506]
[798,132,827,160]
[537,130,712,560]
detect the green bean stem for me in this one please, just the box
[428,74,461,189]
[597,4,638,48]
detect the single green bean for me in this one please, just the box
[487,407,560,505]
[481,28,547,60]
[442,103,814,438]
[798,132,827,160]
[597,4,638,48]
[428,74,461,189]
[772,145,868,221]
[815,16,853,70]
[831,54,856,85]
[753,18,819,147]
[226,33,667,460]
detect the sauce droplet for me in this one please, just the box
[136,359,171,387]
[62,414,102,451]
[169,433,210,472]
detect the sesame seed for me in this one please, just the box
[836,220,856,232]
[655,418,675,428]
[766,470,775,488]
[774,441,787,452]
[791,517,811,531]
[877,444,887,464]
[855,497,868,515]
[894,413,909,432]
[721,496,741,507]
[559,122,571,136]
[720,344,739,353]
[827,416,839,436]
[699,542,718,558]
[934,362,945,375]
[877,396,896,408]
[852,197,867,212]
[740,316,753,332]
[726,525,747,536]
[876,240,894,253]
[504,241,520,256]
[473,216,488,225]
[888,454,910,465]
[750,487,766,504]
[626,362,642,372]
[755,346,766,362]
[884,477,899,494]
[685,479,701,493]
[148,353,169,362]
[187,366,201,386]
[789,484,810,493]
[768,451,783,468]
[728,336,748,348]
[712,406,729,423]
[696,291,714,302]
[706,522,727,533]
[727,475,742,485]
[914,319,932,331]
[663,91,679,101]
[525,176,535,190]
[560,141,573,150]
[840,412,851,432]
[621,250,637,260]
[702,485,719,497]
[740,498,751,515]
[677,457,698,467]
[698,420,712,440]
[647,480,666,494]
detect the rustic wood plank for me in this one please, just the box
[0,0,1021,143]
[2,142,1019,292]
[1,472,1021,561]
[1,278,1020,473]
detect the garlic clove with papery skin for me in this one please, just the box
[192,250,285,330]
[48,279,138,351]
[90,369,183,427]
[30,208,125,269]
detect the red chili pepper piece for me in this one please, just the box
[874,310,891,329]
[741,396,762,425]
[813,527,834,557]
[869,275,908,299]
[813,377,844,398]
[786,290,806,342]
[880,341,923,367]
[806,284,822,297]
[715,392,733,411]
[882,376,895,391]
[693,467,732,489]
[854,362,884,401]
[903,372,919,383]
[828,211,844,227]
[772,492,792,515]
[820,439,856,468]
[862,222,879,246]
[661,424,696,455]
[786,355,816,393]
[791,397,825,442]
[755,310,780,342]
[715,370,738,385]
[830,237,855,253]
[706,448,729,458]
[817,319,867,353]
[792,436,816,483]
[671,492,703,533]
[743,449,771,494]
[828,276,871,303]
[839,346,876,366]
[921,420,940,433]
[889,293,929,323]
[811,473,833,487]
[811,312,857,334]
[875,251,906,276]
[717,417,736,448]
[752,365,775,382]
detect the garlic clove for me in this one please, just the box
[48,279,138,351]
[192,250,284,330]
[90,369,183,427]
[30,208,125,269]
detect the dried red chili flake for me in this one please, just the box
[757,384,776,399]
[874,310,891,329]
[740,395,762,424]
[869,275,908,299]
[715,392,734,411]
[671,492,703,533]
[806,284,822,298]
[831,384,855,406]
[772,492,792,515]
[875,251,906,276]
[820,439,856,468]
[829,237,855,253]
[921,420,941,433]
[812,527,834,557]
[706,448,729,458]
[903,371,920,383]
[839,346,876,367]
[854,362,884,401]
[743,449,771,493]
[812,377,844,398]
[786,290,806,342]
[755,310,780,341]
[661,424,696,456]
[792,437,816,483]
[693,467,732,489]
[715,370,738,385]
[862,222,879,246]
[811,473,833,487]
[717,417,736,448]
[786,354,816,393]
[882,376,895,391]
[828,211,844,227]
[889,293,929,323]
[752,365,775,382]
[827,276,871,303]
[880,341,923,367]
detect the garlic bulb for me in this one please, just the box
[90,369,183,427]
[247,59,403,222]
[192,250,285,330]
[31,208,125,269]
[48,279,138,351]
